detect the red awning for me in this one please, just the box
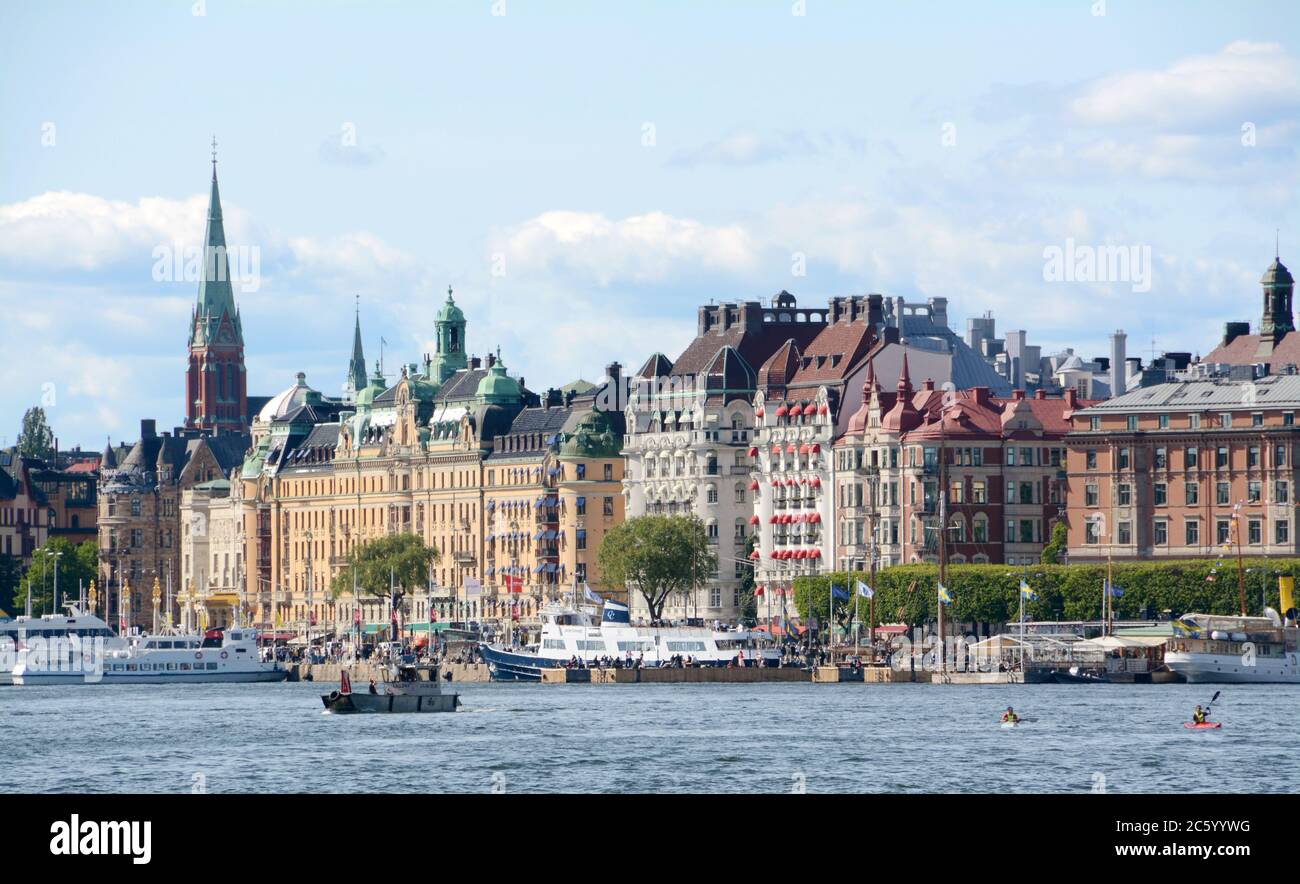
[748,480,759,490]
[749,515,760,525]
[747,446,759,457]
[803,403,817,416]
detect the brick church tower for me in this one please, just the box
[185,143,248,432]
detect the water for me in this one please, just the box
[2,681,1296,793]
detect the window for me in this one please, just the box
[973,516,987,543]
[971,481,986,504]
[1185,520,1199,546]
[1126,415,1138,431]
[1117,522,1131,545]
[1154,483,1167,506]
[1277,445,1289,467]
[1248,446,1260,468]
[1216,520,1231,545]
[1006,448,1016,466]
[1185,447,1198,469]
[1186,482,1199,505]
[1090,417,1101,431]
[1216,482,1230,505]
[1278,481,1289,504]
[1154,448,1167,469]
[1085,520,1100,545]
[707,486,718,504]
[1286,413,1295,427]
[604,464,613,481]
[1117,448,1130,469]
[1158,414,1170,429]
[1216,447,1229,468]
[603,497,614,517]
[1189,414,1201,429]
[1117,484,1131,506]
[1085,484,1099,507]
[1086,451,1097,470]
[1248,481,1261,503]
[1154,521,1168,546]
[1220,414,1232,429]
[1277,521,1290,545]
[1252,413,1264,427]
[130,498,141,517]
[1248,520,1262,545]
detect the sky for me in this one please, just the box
[1,0,1298,451]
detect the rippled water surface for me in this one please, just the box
[2,681,1296,793]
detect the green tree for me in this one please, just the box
[0,553,19,616]
[1040,520,1068,564]
[13,538,98,614]
[16,407,56,461]
[737,533,758,621]
[329,533,439,607]
[597,515,716,624]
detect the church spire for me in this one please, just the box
[345,295,368,402]
[192,136,239,344]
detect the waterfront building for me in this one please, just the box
[834,358,1083,571]
[0,451,99,568]
[1065,372,1300,562]
[97,420,249,630]
[234,289,625,639]
[623,293,826,622]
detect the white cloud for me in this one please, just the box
[492,210,757,285]
[1069,41,1300,130]
[667,130,865,167]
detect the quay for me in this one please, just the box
[540,666,810,684]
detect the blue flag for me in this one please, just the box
[1019,579,1038,601]
[831,584,849,601]
[938,582,952,606]
[1105,581,1124,598]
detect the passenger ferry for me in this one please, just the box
[11,625,287,685]
[478,600,781,681]
[0,607,124,686]
[1164,614,1300,684]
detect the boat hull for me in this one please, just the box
[478,643,776,681]
[12,667,287,685]
[1164,651,1300,684]
[321,691,459,713]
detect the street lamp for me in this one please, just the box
[44,548,63,615]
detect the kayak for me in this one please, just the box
[1183,722,1221,730]
[1000,721,1019,729]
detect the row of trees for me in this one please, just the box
[790,560,1296,628]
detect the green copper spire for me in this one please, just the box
[191,137,241,347]
[476,350,520,404]
[429,285,468,384]
[346,295,367,401]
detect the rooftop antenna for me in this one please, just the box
[211,135,218,173]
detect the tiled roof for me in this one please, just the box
[434,368,490,402]
[1204,330,1300,369]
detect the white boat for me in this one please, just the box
[12,624,286,685]
[0,606,125,686]
[1164,614,1300,684]
[479,600,781,681]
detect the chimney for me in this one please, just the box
[1034,389,1046,399]
[1110,330,1127,398]
[140,419,157,438]
[470,356,482,369]
[1064,388,1078,410]
[486,352,496,368]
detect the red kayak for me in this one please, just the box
[1183,722,1221,730]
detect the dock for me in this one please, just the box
[540,666,810,684]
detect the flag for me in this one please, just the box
[1019,579,1038,601]
[856,580,874,599]
[831,584,849,601]
[755,585,765,597]
[1172,617,1201,638]
[1105,581,1124,598]
[582,582,602,603]
[938,582,952,606]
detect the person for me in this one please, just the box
[1001,706,1019,724]
[1192,704,1208,724]
[368,679,378,695]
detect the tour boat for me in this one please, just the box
[321,665,459,713]
[11,625,287,685]
[0,606,125,686]
[1163,614,1299,684]
[478,600,782,681]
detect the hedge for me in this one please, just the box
[790,559,1300,628]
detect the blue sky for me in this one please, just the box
[2,0,1298,450]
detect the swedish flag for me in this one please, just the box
[938,582,952,606]
[1172,618,1201,638]
[1019,579,1038,601]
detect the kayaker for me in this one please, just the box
[1000,706,1020,724]
[1192,705,1208,724]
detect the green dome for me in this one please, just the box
[355,363,387,409]
[476,360,519,404]
[437,287,466,324]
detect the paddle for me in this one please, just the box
[1203,690,1221,717]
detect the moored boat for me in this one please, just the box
[478,600,782,681]
[1163,614,1299,684]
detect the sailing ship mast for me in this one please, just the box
[937,426,948,675]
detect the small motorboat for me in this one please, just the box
[1183,721,1222,730]
[322,665,460,714]
[1052,665,1109,684]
